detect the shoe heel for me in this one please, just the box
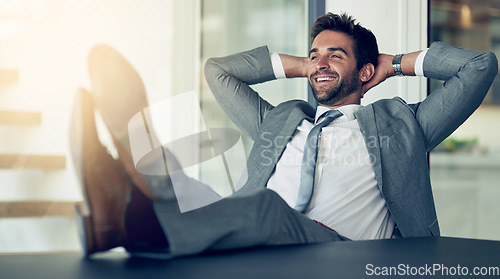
[75,203,92,257]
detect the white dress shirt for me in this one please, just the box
[266,50,427,240]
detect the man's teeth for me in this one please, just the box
[316,77,334,82]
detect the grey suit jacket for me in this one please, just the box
[204,42,498,238]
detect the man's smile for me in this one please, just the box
[311,72,339,85]
[314,75,337,83]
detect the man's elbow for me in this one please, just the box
[204,57,230,91]
[481,51,498,80]
[204,57,220,82]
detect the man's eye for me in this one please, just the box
[310,56,318,60]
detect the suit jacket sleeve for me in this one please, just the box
[415,42,498,151]
[204,46,276,141]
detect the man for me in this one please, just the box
[74,13,497,259]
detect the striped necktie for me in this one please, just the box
[294,110,343,213]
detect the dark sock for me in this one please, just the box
[124,183,169,249]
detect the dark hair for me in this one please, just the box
[311,12,379,70]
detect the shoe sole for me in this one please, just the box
[88,44,149,155]
[88,45,157,200]
[70,89,100,256]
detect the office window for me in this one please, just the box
[0,0,311,252]
[0,0,177,253]
[199,0,309,192]
[430,0,500,240]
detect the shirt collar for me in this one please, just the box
[315,104,363,124]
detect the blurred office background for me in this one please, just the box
[0,0,498,253]
[429,0,500,240]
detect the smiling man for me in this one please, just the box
[202,12,497,244]
[77,13,497,258]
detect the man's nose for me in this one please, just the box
[315,56,329,70]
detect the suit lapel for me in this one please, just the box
[355,105,384,193]
[238,101,313,194]
[240,101,386,196]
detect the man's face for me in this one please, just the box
[307,30,361,107]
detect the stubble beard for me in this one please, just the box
[309,69,361,107]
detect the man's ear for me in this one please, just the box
[359,63,375,83]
